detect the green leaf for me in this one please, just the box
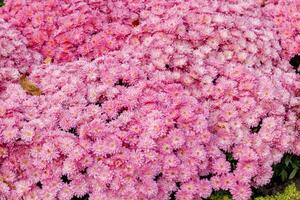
[291,162,299,169]
[289,168,298,180]
[210,190,232,200]
[285,156,291,166]
[280,169,288,181]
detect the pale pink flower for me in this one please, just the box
[220,174,236,190]
[181,181,197,194]
[70,178,89,198]
[197,179,213,198]
[237,161,258,177]
[57,185,74,200]
[20,126,35,142]
[168,129,185,149]
[0,181,10,195]
[56,137,77,154]
[230,183,252,200]
[137,136,157,149]
[138,179,158,198]
[212,158,231,175]
[15,180,32,197]
[190,145,207,161]
[175,190,194,200]
[163,154,180,168]
[62,158,77,175]
[254,166,274,186]
[40,142,59,162]
[211,175,222,190]
[2,128,18,143]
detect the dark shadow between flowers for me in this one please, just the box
[61,174,72,184]
[80,167,88,175]
[212,74,220,85]
[250,118,263,134]
[154,172,163,182]
[114,78,130,88]
[289,54,300,74]
[94,95,108,107]
[224,151,238,172]
[68,127,78,137]
[36,181,43,189]
[169,182,181,200]
[71,193,89,200]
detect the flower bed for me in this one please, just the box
[0,0,299,200]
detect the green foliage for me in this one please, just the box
[273,154,300,182]
[254,183,300,200]
[209,190,232,200]
[0,0,4,7]
[208,184,300,200]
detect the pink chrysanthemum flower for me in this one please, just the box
[197,179,213,198]
[230,183,252,200]
[211,175,222,190]
[168,129,186,149]
[220,174,236,190]
[40,142,59,163]
[57,185,74,200]
[212,158,231,175]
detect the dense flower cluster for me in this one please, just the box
[0,18,42,92]
[0,0,299,200]
[262,0,300,59]
[0,0,144,63]
[0,18,41,70]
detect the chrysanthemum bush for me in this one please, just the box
[0,18,42,92]
[0,0,143,63]
[0,0,299,200]
[261,0,300,59]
